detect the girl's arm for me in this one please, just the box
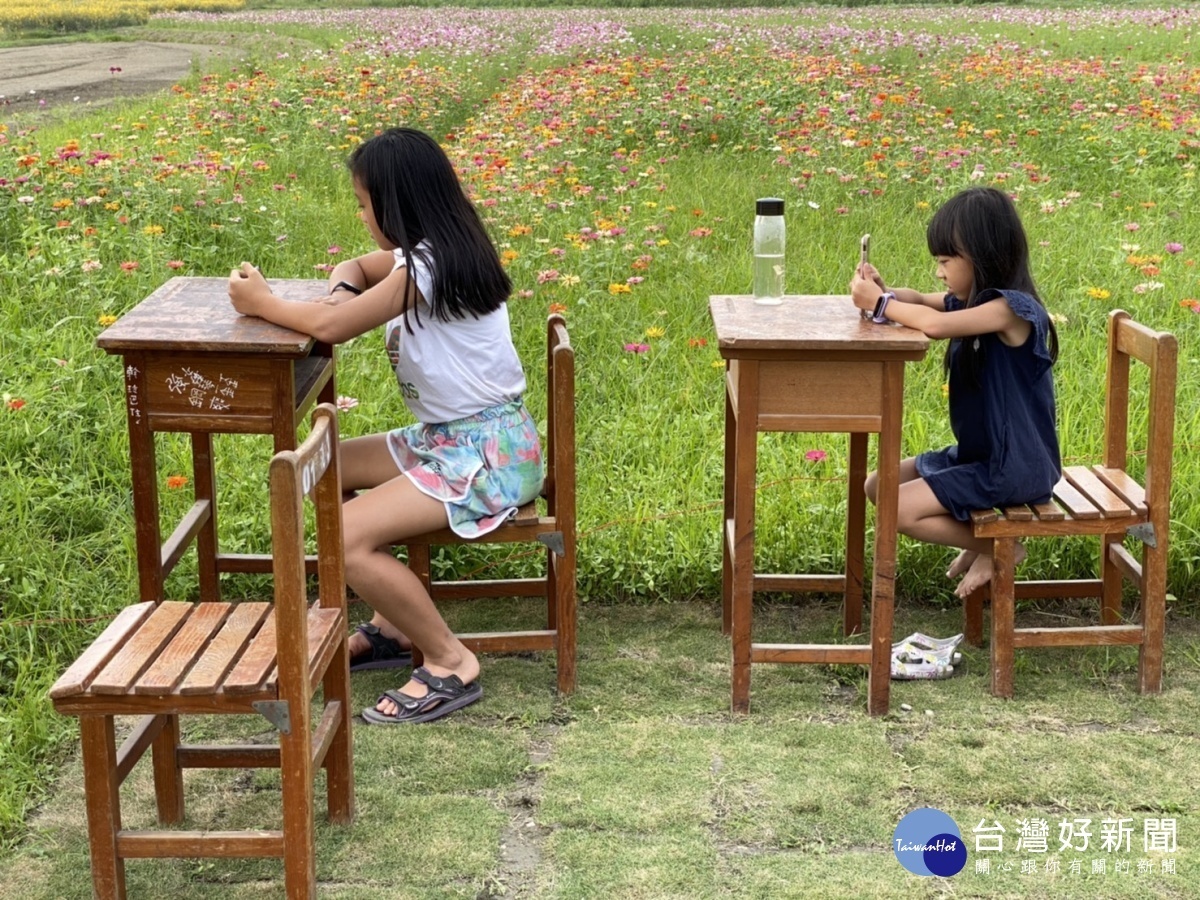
[324,250,397,295]
[851,264,945,310]
[228,255,418,344]
[878,296,1031,344]
[849,265,1030,344]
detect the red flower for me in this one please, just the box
[6,398,26,411]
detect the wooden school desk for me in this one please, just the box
[710,294,929,716]
[97,276,335,603]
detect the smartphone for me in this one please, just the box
[860,233,870,269]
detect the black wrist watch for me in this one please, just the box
[331,280,363,295]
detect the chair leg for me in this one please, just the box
[1100,534,1123,626]
[964,585,986,648]
[407,543,431,669]
[151,713,184,824]
[990,540,1016,699]
[1139,541,1168,693]
[279,717,317,900]
[545,545,558,631]
[322,642,355,825]
[80,715,127,900]
[553,549,577,694]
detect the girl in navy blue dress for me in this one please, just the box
[848,186,1060,599]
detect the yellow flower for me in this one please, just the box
[98,314,118,326]
[1086,287,1111,300]
[609,283,632,295]
[142,225,164,236]
[645,326,665,339]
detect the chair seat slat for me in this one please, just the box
[1050,475,1103,520]
[90,602,193,695]
[178,603,271,696]
[135,603,233,695]
[1064,465,1135,518]
[1092,465,1148,515]
[1030,500,1065,522]
[49,603,157,700]
[1001,505,1035,521]
[223,611,277,694]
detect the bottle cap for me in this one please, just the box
[756,197,784,216]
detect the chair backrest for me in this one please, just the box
[1103,310,1177,526]
[544,313,576,534]
[269,403,343,693]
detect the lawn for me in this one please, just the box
[2,598,1198,897]
[2,2,1200,892]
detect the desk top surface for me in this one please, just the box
[97,276,328,355]
[709,294,930,355]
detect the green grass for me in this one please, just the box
[2,598,1198,897]
[3,1,1200,877]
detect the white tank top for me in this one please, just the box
[384,245,527,423]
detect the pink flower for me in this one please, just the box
[623,342,650,354]
[1166,242,1184,254]
[313,263,334,273]
[689,227,713,238]
[804,449,827,463]
[336,395,359,411]
[1125,222,1141,232]
[166,260,184,270]
[327,245,342,255]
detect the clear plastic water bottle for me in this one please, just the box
[753,197,785,305]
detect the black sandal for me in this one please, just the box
[349,623,413,672]
[361,666,482,725]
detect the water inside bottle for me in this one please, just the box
[753,253,784,305]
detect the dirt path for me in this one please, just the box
[0,41,238,115]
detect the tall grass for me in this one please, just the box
[3,4,1200,841]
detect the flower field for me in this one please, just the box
[0,0,242,35]
[3,4,1200,839]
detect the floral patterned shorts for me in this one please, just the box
[386,399,544,538]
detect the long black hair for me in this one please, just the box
[926,186,1059,382]
[348,127,510,331]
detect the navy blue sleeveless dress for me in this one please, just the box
[915,288,1061,521]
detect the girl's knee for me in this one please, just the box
[864,471,879,505]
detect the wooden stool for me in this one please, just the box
[50,404,353,899]
[964,311,1177,697]
[403,314,577,693]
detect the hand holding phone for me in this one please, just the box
[860,233,870,272]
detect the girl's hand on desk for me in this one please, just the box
[228,262,271,316]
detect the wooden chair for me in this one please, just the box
[50,403,353,899]
[964,310,1177,698]
[403,313,577,693]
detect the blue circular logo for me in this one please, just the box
[893,808,967,877]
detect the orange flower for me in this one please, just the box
[549,302,567,315]
[166,475,189,489]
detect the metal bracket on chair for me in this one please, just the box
[252,700,292,734]
[1126,523,1158,548]
[537,530,566,557]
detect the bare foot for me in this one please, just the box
[946,549,978,580]
[953,544,1027,599]
[374,649,480,717]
